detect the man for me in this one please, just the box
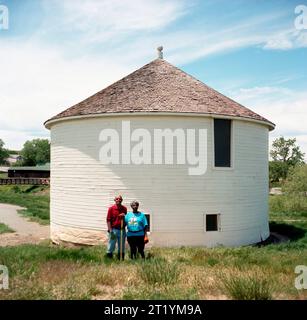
[106,195,127,260]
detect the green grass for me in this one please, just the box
[123,286,199,300]
[0,223,14,234]
[220,272,273,300]
[0,191,306,300]
[270,194,307,218]
[138,258,180,285]
[0,185,50,224]
[0,213,306,300]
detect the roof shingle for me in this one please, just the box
[45,59,274,129]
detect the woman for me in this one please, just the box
[125,201,148,259]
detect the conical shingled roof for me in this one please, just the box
[45,59,274,129]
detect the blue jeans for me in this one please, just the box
[107,228,126,255]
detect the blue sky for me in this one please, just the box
[0,0,307,157]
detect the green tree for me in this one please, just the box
[0,139,9,165]
[269,161,289,182]
[269,137,305,183]
[20,139,50,166]
[283,164,307,194]
[270,137,305,166]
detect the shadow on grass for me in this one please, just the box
[257,222,306,246]
[269,221,306,240]
[24,186,39,193]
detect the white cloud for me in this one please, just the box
[42,0,190,44]
[230,86,307,135]
[118,12,299,66]
[263,30,307,50]
[230,86,307,160]
[1,0,193,150]
[1,1,307,152]
[263,38,293,50]
[60,0,188,31]
[38,1,296,66]
[0,40,132,149]
[0,129,48,151]
[231,86,292,104]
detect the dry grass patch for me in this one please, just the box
[93,264,140,300]
[37,260,83,284]
[180,266,226,299]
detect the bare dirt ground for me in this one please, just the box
[0,203,49,246]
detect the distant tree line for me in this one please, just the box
[0,138,50,166]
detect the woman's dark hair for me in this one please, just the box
[130,200,139,207]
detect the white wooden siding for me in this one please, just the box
[50,115,269,247]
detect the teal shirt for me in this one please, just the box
[125,211,148,237]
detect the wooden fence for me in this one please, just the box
[0,178,50,185]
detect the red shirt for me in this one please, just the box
[106,204,127,229]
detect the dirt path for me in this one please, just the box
[0,203,49,246]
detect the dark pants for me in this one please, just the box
[127,236,145,259]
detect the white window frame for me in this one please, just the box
[203,213,221,232]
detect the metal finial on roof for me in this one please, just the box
[157,46,163,59]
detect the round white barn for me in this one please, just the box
[45,53,275,247]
